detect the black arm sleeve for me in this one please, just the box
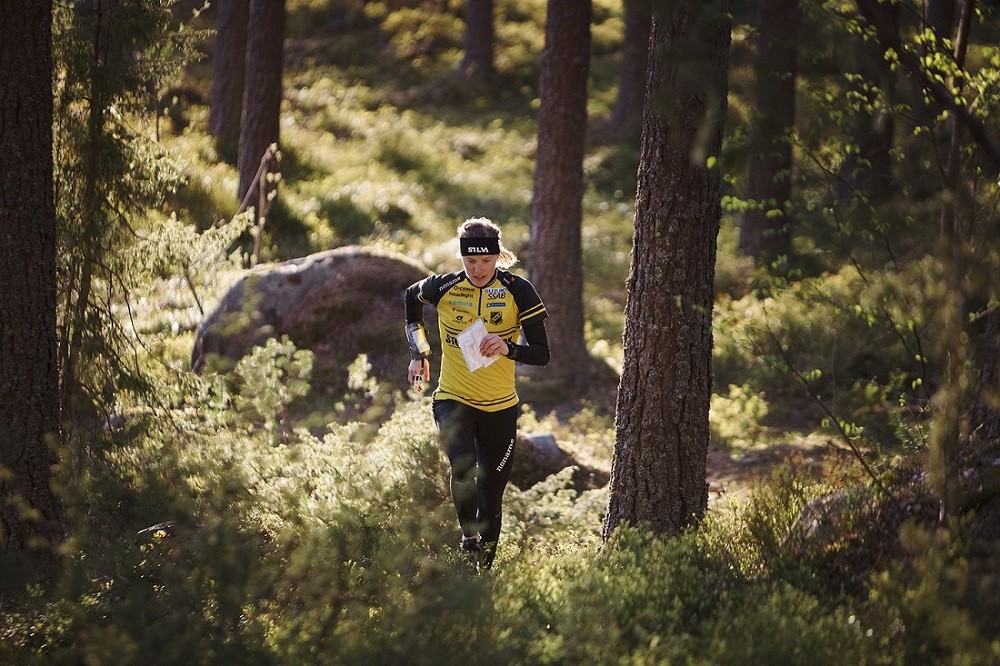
[509,319,550,366]
[403,281,424,324]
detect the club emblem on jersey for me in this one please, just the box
[490,311,503,325]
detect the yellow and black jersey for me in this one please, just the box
[407,269,547,411]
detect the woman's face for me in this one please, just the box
[462,254,499,287]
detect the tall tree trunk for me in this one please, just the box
[458,0,494,83]
[836,0,897,204]
[924,0,956,31]
[906,0,957,131]
[60,0,113,419]
[209,0,249,162]
[528,0,592,399]
[237,0,285,205]
[608,0,651,135]
[603,1,731,540]
[929,0,975,513]
[737,0,798,266]
[0,0,62,576]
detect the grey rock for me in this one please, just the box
[510,432,609,492]
[192,245,434,394]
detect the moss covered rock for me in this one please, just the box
[192,245,436,396]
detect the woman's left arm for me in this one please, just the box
[505,320,549,366]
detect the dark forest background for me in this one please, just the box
[1,0,999,662]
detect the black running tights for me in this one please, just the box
[432,400,518,562]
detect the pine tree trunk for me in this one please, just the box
[737,0,798,265]
[528,0,592,399]
[458,0,494,83]
[209,0,249,162]
[603,2,731,540]
[608,0,651,135]
[836,0,897,203]
[0,0,62,568]
[237,0,285,205]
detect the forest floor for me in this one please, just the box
[706,437,852,507]
[523,358,850,511]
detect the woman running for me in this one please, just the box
[403,217,550,569]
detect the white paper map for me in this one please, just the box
[456,319,498,372]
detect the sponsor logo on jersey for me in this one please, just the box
[485,288,507,300]
[490,311,503,325]
[441,275,463,291]
[448,299,474,308]
[486,302,506,308]
[445,333,459,346]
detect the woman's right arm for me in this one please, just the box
[403,281,424,325]
[403,280,431,389]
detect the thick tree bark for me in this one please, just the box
[608,0,651,135]
[603,2,731,540]
[737,0,798,265]
[237,0,285,205]
[458,0,494,83]
[208,0,250,162]
[0,0,62,570]
[528,0,592,398]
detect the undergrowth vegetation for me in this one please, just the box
[4,0,999,663]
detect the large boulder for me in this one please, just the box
[192,246,436,395]
[510,433,609,492]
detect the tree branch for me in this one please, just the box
[854,0,1000,176]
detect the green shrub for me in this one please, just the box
[706,583,866,666]
[713,261,943,450]
[495,525,741,664]
[710,382,771,448]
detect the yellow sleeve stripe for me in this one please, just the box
[520,303,546,320]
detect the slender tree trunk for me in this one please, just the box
[924,0,956,31]
[458,0,494,83]
[906,0,957,130]
[209,0,249,162]
[603,1,731,540]
[737,0,798,265]
[61,0,110,419]
[929,0,975,513]
[608,0,651,135]
[528,0,592,399]
[237,0,285,205]
[0,0,62,574]
[836,0,897,204]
